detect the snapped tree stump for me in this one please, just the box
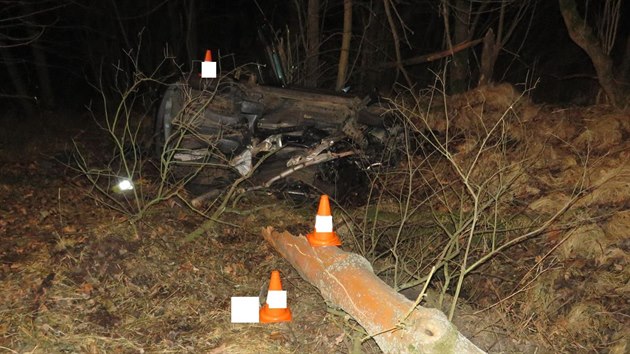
[262,227,485,354]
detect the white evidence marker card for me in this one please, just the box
[231,296,260,323]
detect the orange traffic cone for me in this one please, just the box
[259,270,292,323]
[306,195,342,247]
[200,49,217,78]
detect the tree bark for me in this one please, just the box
[24,2,54,109]
[619,35,630,84]
[478,29,499,86]
[378,38,482,69]
[558,0,622,106]
[30,41,55,109]
[0,43,36,116]
[335,0,352,91]
[383,0,412,88]
[359,0,390,93]
[185,0,198,67]
[305,0,320,88]
[448,0,471,93]
[262,227,485,354]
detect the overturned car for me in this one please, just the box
[154,73,399,203]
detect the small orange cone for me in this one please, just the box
[200,49,217,78]
[306,195,342,247]
[259,270,292,323]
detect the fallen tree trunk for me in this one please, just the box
[262,227,485,354]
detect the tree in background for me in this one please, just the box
[4,0,629,112]
[335,0,352,91]
[444,0,471,93]
[304,0,321,88]
[0,0,66,115]
[441,0,538,93]
[559,0,628,107]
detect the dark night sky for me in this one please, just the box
[1,0,629,111]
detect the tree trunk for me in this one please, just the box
[335,0,352,91]
[30,41,55,109]
[360,0,390,94]
[23,2,55,109]
[383,0,412,87]
[558,0,622,106]
[619,35,630,85]
[0,43,36,116]
[448,0,471,93]
[111,0,132,51]
[478,29,499,86]
[305,0,320,88]
[185,0,198,67]
[262,227,486,354]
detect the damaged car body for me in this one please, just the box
[154,73,399,203]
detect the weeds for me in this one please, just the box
[343,72,587,322]
[71,48,216,223]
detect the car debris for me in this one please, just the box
[154,72,399,203]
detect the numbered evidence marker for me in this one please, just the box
[230,296,260,323]
[231,270,291,323]
[229,291,288,323]
[201,49,217,78]
[266,289,287,309]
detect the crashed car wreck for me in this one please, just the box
[154,72,398,203]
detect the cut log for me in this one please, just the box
[262,227,485,354]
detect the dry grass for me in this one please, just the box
[338,83,630,352]
[0,121,374,353]
[2,82,629,353]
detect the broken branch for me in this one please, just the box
[262,227,485,354]
[379,38,483,69]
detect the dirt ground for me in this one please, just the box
[1,90,628,354]
[0,110,381,353]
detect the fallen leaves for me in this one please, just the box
[62,225,77,234]
[78,282,94,296]
[178,261,199,273]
